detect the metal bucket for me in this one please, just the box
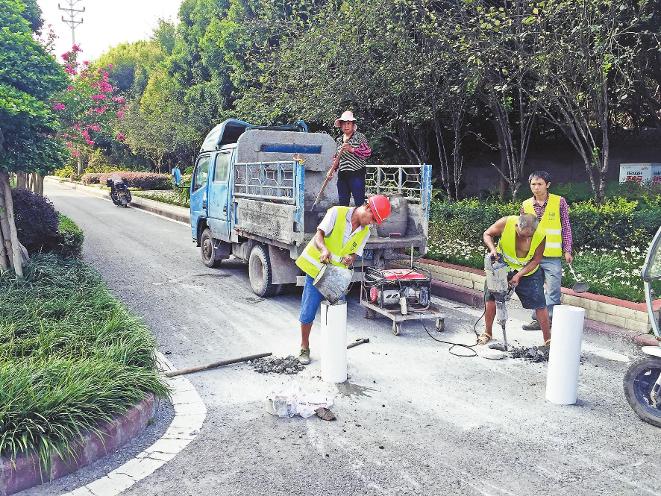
[313,264,352,304]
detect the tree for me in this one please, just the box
[535,0,658,202]
[0,0,68,276]
[52,46,127,174]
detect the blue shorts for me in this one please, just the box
[485,268,546,310]
[299,275,324,324]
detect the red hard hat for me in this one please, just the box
[368,195,391,225]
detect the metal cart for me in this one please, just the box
[361,296,446,335]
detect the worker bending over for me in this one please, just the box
[294,195,392,365]
[480,213,551,347]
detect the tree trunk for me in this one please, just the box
[0,171,23,277]
[0,181,14,269]
[0,208,8,270]
[16,172,26,189]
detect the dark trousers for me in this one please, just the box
[337,169,366,207]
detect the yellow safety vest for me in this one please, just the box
[295,206,370,278]
[497,216,546,276]
[522,194,563,257]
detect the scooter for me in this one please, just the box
[106,176,132,207]
[623,226,661,427]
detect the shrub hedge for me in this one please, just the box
[54,214,84,258]
[429,196,661,251]
[81,171,171,190]
[12,188,59,254]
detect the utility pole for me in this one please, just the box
[58,0,85,47]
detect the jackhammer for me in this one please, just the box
[484,253,513,351]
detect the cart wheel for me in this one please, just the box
[365,308,376,319]
[392,322,401,336]
[436,318,445,332]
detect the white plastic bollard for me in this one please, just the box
[545,305,586,405]
[320,300,348,383]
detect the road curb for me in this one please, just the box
[0,395,156,495]
[45,177,190,224]
[61,353,206,496]
[431,278,651,345]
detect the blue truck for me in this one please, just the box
[189,119,432,297]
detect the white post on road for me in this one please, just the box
[545,305,586,405]
[320,300,348,383]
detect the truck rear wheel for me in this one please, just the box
[200,228,224,268]
[248,244,281,297]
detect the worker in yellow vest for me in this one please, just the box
[480,213,551,346]
[294,195,392,365]
[520,171,573,330]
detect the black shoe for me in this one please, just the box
[522,319,541,331]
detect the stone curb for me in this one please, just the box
[61,353,206,496]
[0,395,156,496]
[44,177,190,224]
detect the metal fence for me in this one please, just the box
[365,164,427,202]
[234,161,297,203]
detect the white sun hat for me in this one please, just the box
[334,110,356,128]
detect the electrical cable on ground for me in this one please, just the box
[422,293,506,360]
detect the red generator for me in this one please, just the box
[363,267,432,311]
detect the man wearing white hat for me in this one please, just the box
[327,110,372,207]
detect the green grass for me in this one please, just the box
[0,254,168,469]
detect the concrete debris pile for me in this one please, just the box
[251,355,305,375]
[509,346,550,363]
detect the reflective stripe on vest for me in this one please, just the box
[497,216,545,276]
[522,194,562,257]
[295,206,370,278]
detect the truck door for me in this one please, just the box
[189,153,212,240]
[206,150,232,240]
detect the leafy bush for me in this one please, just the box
[53,214,84,258]
[430,196,660,250]
[552,180,660,204]
[0,254,168,467]
[134,190,190,208]
[53,165,77,180]
[11,188,59,253]
[81,171,171,189]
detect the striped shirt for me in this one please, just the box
[335,131,371,172]
[520,196,573,254]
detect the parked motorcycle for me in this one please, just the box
[106,176,132,207]
[624,226,661,427]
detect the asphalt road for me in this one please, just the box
[40,181,660,496]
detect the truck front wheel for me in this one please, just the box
[248,244,281,297]
[200,228,224,268]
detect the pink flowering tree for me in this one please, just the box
[52,45,127,174]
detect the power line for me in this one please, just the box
[58,1,85,47]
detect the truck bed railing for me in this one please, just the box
[234,161,300,204]
[365,164,432,203]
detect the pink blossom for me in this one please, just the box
[93,106,108,114]
[88,124,101,132]
[65,66,77,75]
[116,110,125,119]
[90,94,106,101]
[71,149,80,158]
[99,81,113,93]
[66,85,74,91]
[61,52,70,61]
[112,96,126,104]
[83,60,89,66]
[72,44,81,52]
[52,102,66,111]
[115,132,126,142]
